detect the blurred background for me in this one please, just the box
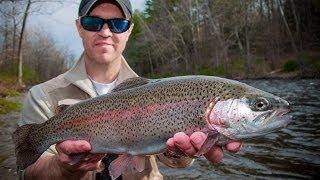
[0,0,319,179]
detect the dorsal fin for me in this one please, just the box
[112,77,150,92]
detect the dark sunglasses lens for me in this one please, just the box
[108,19,130,33]
[81,16,104,32]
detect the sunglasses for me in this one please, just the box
[80,16,131,33]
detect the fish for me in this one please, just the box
[12,76,291,179]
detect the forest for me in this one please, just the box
[0,0,319,91]
[126,0,320,79]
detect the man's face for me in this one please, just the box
[76,2,132,64]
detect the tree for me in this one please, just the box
[125,0,320,77]
[0,0,76,85]
[17,0,31,87]
[0,0,76,87]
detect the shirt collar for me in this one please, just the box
[65,53,138,98]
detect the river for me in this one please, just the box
[0,79,319,179]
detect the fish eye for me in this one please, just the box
[256,101,265,109]
[253,97,270,111]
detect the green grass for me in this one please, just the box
[199,64,226,76]
[0,89,20,97]
[0,65,40,85]
[0,98,22,114]
[22,66,39,84]
[0,73,20,98]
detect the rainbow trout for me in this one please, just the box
[13,76,291,178]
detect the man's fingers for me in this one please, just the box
[78,160,102,171]
[56,140,93,166]
[86,154,106,162]
[57,140,91,155]
[54,140,104,173]
[190,132,207,150]
[166,138,178,152]
[204,145,223,164]
[58,152,73,164]
[225,141,242,153]
[173,132,197,156]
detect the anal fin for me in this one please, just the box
[108,154,146,180]
[132,156,146,172]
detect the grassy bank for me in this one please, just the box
[0,98,21,114]
[0,73,23,114]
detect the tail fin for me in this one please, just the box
[12,124,43,169]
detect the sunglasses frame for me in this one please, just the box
[80,16,131,33]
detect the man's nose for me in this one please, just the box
[98,24,112,37]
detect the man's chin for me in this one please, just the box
[94,55,120,64]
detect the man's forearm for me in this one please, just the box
[24,155,91,180]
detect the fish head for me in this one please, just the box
[207,88,292,140]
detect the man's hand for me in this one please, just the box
[166,132,242,163]
[24,140,106,180]
[55,140,106,176]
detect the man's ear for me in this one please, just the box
[75,19,83,38]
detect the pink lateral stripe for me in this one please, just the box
[60,100,204,129]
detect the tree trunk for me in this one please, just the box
[289,0,305,71]
[11,1,18,74]
[1,19,9,68]
[12,3,17,65]
[148,49,154,76]
[136,13,166,66]
[241,0,252,75]
[276,0,298,54]
[204,0,230,74]
[17,0,31,87]
[277,0,305,73]
[235,26,244,56]
[259,0,264,21]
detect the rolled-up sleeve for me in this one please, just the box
[18,86,58,170]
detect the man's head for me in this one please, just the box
[79,0,132,19]
[76,0,133,65]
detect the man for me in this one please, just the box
[17,0,242,179]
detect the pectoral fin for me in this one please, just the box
[194,131,219,157]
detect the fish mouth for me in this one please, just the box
[271,108,292,127]
[258,108,292,130]
[275,108,290,116]
[235,109,292,139]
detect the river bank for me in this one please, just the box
[228,68,319,80]
[0,93,26,179]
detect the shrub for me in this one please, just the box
[283,60,299,72]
